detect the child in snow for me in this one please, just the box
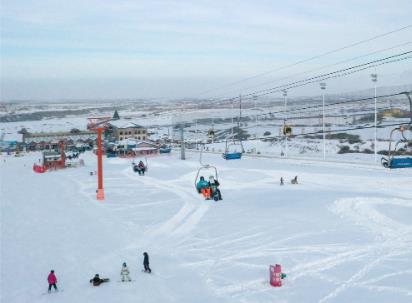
[47,270,58,293]
[280,177,284,185]
[208,176,222,200]
[291,176,298,184]
[89,274,110,286]
[143,252,151,273]
[120,262,132,282]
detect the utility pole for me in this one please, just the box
[180,124,185,160]
[320,83,327,160]
[282,89,288,157]
[254,95,258,153]
[371,73,378,162]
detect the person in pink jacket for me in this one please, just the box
[47,270,58,293]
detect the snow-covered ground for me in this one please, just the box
[1,150,411,303]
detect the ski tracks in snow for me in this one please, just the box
[122,168,210,239]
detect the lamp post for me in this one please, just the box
[371,73,378,162]
[282,89,288,157]
[320,83,327,160]
[253,95,258,153]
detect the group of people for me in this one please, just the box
[133,160,147,175]
[280,176,298,185]
[46,252,152,293]
[196,175,222,201]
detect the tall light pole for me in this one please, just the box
[253,95,258,153]
[371,73,378,162]
[320,83,327,160]
[282,89,288,157]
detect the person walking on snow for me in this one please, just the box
[47,270,58,293]
[143,252,151,273]
[120,262,132,282]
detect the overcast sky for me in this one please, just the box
[1,0,411,101]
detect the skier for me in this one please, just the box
[143,252,151,273]
[120,262,132,282]
[89,274,110,286]
[47,270,58,293]
[280,177,284,185]
[291,176,298,184]
[208,176,222,200]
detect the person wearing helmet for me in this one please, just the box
[208,175,222,200]
[120,262,132,282]
[47,270,58,293]
[89,274,110,286]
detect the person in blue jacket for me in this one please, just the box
[196,176,209,193]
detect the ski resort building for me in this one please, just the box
[23,131,97,150]
[107,121,148,142]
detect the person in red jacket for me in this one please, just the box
[47,270,58,293]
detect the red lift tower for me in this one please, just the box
[87,117,112,201]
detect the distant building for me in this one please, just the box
[22,131,96,151]
[107,121,148,141]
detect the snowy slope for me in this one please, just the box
[1,151,412,303]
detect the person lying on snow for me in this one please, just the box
[208,176,222,200]
[89,274,110,286]
[120,262,132,282]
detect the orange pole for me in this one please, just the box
[96,128,105,200]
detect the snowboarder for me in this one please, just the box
[143,252,151,273]
[120,262,132,282]
[47,270,58,293]
[208,176,222,200]
[280,177,284,185]
[89,274,110,286]
[291,176,298,184]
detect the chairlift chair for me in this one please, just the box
[381,125,412,168]
[195,145,218,189]
[381,92,412,169]
[222,138,244,160]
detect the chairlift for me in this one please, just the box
[381,92,412,169]
[208,129,215,139]
[283,124,292,136]
[159,145,172,154]
[132,157,149,172]
[222,137,244,160]
[223,95,244,160]
[194,144,218,189]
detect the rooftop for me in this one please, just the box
[108,120,145,129]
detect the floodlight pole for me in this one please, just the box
[371,73,378,162]
[282,90,288,157]
[320,83,327,160]
[254,95,258,153]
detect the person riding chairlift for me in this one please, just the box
[196,176,211,199]
[135,160,146,176]
[208,175,222,200]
